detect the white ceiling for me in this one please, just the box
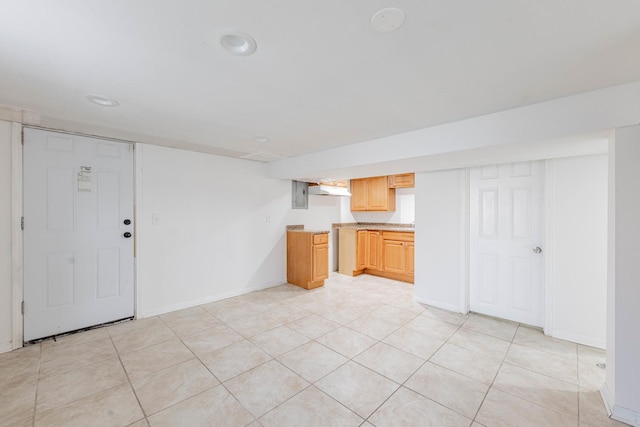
[1,1,640,161]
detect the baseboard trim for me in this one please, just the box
[552,329,606,349]
[413,295,464,314]
[137,280,285,318]
[601,382,640,426]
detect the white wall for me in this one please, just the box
[413,169,467,312]
[604,126,640,425]
[548,154,608,348]
[0,121,13,352]
[136,144,343,318]
[340,187,415,224]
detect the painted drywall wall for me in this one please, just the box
[0,121,12,352]
[340,187,415,224]
[413,169,466,312]
[549,154,608,348]
[604,127,640,425]
[266,82,637,180]
[136,144,343,318]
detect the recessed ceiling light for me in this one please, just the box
[84,94,119,107]
[217,29,257,56]
[255,136,271,143]
[371,8,405,33]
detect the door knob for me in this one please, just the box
[123,232,132,238]
[533,246,542,254]
[123,219,131,225]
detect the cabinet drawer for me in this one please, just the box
[382,231,414,242]
[313,234,328,245]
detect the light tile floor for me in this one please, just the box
[0,273,627,427]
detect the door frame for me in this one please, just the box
[13,125,139,347]
[464,161,553,332]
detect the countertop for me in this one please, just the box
[287,229,330,235]
[333,222,414,233]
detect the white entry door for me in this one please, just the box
[23,128,134,341]
[470,161,544,327]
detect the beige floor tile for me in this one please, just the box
[315,327,376,358]
[579,389,627,427]
[0,380,37,425]
[259,386,362,427]
[0,343,40,367]
[147,384,255,427]
[277,341,348,383]
[0,350,39,390]
[448,327,511,360]
[158,305,206,323]
[369,304,420,325]
[286,314,340,339]
[346,314,401,340]
[353,342,424,384]
[493,363,578,419]
[505,344,578,384]
[108,317,164,337]
[317,306,371,325]
[181,323,244,358]
[578,345,606,365]
[462,314,518,342]
[263,303,310,324]
[39,337,117,378]
[35,383,143,427]
[203,298,260,323]
[405,362,488,419]
[422,306,469,326]
[131,358,218,415]
[37,357,128,413]
[404,315,459,341]
[127,419,149,427]
[514,325,578,358]
[41,327,110,350]
[226,312,285,338]
[430,343,502,385]
[369,386,472,427]
[382,327,445,360]
[112,321,176,354]
[5,416,33,427]
[476,388,578,427]
[225,360,309,418]
[472,423,486,427]
[201,340,272,382]
[120,338,194,381]
[315,361,399,419]
[251,326,309,357]
[578,359,606,390]
[160,309,221,337]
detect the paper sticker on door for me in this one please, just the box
[77,166,92,191]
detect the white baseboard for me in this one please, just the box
[137,280,285,318]
[413,295,464,314]
[601,382,640,426]
[551,329,606,349]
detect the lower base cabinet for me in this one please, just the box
[287,231,329,289]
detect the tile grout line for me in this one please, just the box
[109,329,148,424]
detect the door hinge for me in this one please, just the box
[21,301,24,315]
[21,217,24,230]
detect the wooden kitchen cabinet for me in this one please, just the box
[356,230,367,270]
[350,176,396,212]
[388,173,415,188]
[366,231,381,270]
[287,230,329,290]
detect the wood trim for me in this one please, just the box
[364,269,414,284]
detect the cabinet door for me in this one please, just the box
[406,243,414,274]
[389,173,415,188]
[367,231,381,269]
[350,178,368,211]
[382,240,406,274]
[312,244,329,282]
[356,230,367,270]
[367,176,389,211]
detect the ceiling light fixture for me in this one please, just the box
[254,136,271,143]
[371,8,406,33]
[217,29,257,56]
[84,94,119,107]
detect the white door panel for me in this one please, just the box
[24,128,134,341]
[470,161,544,327]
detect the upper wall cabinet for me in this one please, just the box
[388,173,415,188]
[350,176,396,211]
